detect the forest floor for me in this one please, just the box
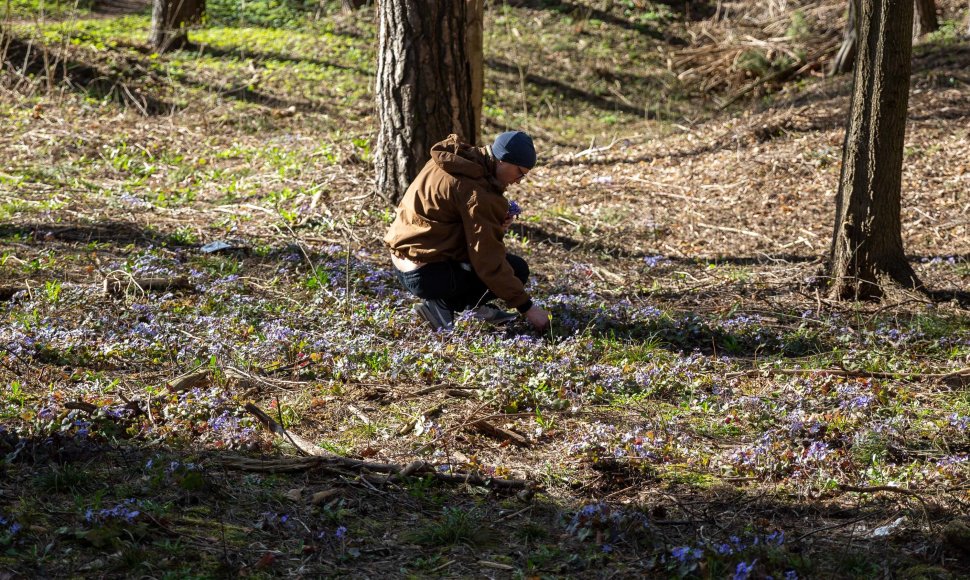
[1,1,969,578]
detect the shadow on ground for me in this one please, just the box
[0,427,965,577]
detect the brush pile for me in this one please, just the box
[666,0,846,100]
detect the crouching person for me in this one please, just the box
[384,130,551,332]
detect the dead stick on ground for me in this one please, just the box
[837,484,933,530]
[242,404,531,489]
[213,454,532,490]
[245,402,330,457]
[837,484,923,498]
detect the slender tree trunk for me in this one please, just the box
[829,0,861,76]
[374,0,480,204]
[150,0,205,52]
[913,0,938,36]
[828,0,922,300]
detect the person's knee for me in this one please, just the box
[507,254,529,284]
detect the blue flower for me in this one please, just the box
[766,530,785,545]
[507,200,522,218]
[733,560,757,580]
[335,526,348,540]
[671,546,701,563]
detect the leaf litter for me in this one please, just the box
[0,0,969,577]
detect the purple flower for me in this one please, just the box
[766,530,785,545]
[948,414,970,431]
[507,200,522,218]
[335,526,348,540]
[671,546,702,563]
[734,560,757,580]
[802,441,832,462]
[85,499,142,525]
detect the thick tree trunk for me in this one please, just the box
[913,0,938,36]
[150,0,204,52]
[374,0,481,204]
[828,0,922,300]
[829,0,861,76]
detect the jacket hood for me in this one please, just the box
[430,134,492,181]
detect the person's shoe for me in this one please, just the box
[471,304,518,326]
[414,301,454,331]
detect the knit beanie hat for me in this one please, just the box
[491,131,537,169]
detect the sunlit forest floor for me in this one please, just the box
[1,0,969,577]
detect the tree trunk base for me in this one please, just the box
[828,266,925,302]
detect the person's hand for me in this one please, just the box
[525,305,551,332]
[501,214,515,232]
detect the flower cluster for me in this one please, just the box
[657,531,794,578]
[0,514,23,541]
[84,499,142,525]
[948,413,970,431]
[566,502,649,545]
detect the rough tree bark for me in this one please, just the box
[374,0,482,204]
[149,0,205,52]
[828,0,922,300]
[913,0,938,36]
[829,0,861,76]
[466,0,484,138]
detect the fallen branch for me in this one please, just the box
[240,404,531,489]
[166,368,210,392]
[470,420,530,447]
[572,137,622,159]
[396,403,443,436]
[244,402,331,457]
[837,484,924,498]
[223,366,264,390]
[346,404,372,425]
[836,484,933,530]
[212,454,532,491]
[65,401,98,414]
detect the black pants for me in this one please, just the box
[395,254,529,312]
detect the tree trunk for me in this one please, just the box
[913,0,938,36]
[466,0,484,140]
[829,0,861,76]
[374,0,481,204]
[150,0,205,52]
[828,0,922,300]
